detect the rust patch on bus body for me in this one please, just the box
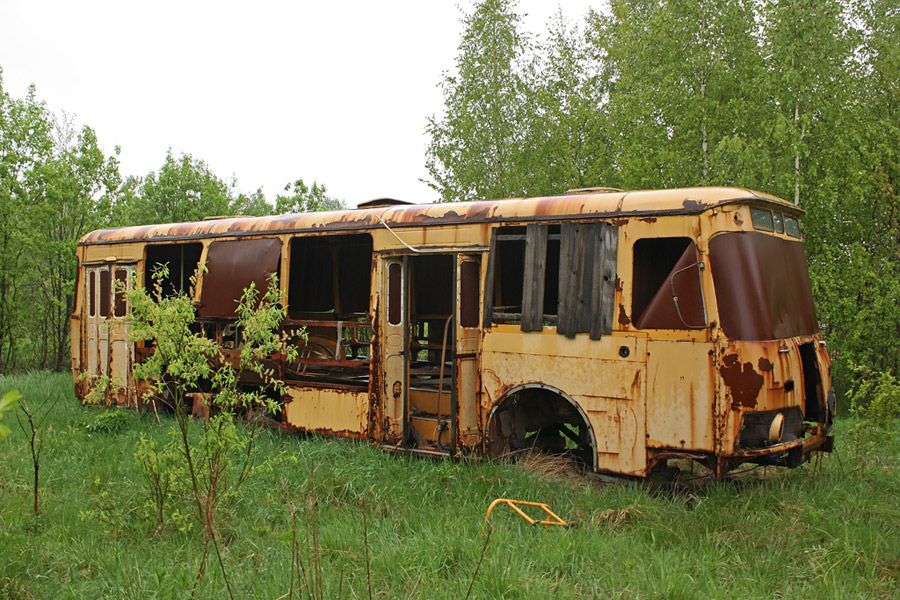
[618,305,631,326]
[758,357,774,373]
[720,353,763,409]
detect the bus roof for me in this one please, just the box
[79,186,798,246]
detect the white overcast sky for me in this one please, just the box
[0,0,602,207]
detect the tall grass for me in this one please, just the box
[1,372,898,598]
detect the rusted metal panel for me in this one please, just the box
[709,233,818,340]
[198,238,281,318]
[480,329,648,475]
[282,386,369,437]
[78,188,800,247]
[645,340,716,450]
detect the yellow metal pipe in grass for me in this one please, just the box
[481,498,568,535]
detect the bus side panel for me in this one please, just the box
[481,330,648,475]
[645,340,716,451]
[282,386,369,438]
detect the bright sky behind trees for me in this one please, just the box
[0,0,596,206]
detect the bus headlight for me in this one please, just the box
[768,413,785,445]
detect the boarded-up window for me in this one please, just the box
[557,222,618,339]
[484,222,617,339]
[288,234,372,316]
[145,243,203,298]
[198,238,281,318]
[633,238,706,329]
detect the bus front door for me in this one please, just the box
[379,254,481,454]
[84,263,135,404]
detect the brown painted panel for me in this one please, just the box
[89,272,96,317]
[460,261,480,328]
[99,270,111,316]
[199,238,281,318]
[710,232,818,341]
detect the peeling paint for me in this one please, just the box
[618,304,632,326]
[720,353,763,409]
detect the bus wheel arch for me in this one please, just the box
[485,384,597,471]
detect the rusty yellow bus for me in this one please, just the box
[71,187,834,478]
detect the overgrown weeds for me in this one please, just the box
[2,374,900,599]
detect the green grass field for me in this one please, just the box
[1,372,898,599]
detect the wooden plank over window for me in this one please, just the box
[559,222,618,339]
[557,223,579,337]
[521,224,548,332]
[486,222,617,338]
[592,222,618,339]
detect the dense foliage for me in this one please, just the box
[0,70,341,373]
[427,0,900,397]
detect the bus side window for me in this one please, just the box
[145,243,203,297]
[632,237,706,329]
[114,269,128,317]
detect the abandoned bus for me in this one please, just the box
[71,187,834,477]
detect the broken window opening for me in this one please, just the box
[632,237,706,329]
[288,234,372,318]
[283,234,374,388]
[114,269,129,317]
[490,227,527,324]
[144,243,203,298]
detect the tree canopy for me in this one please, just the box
[0,68,342,372]
[425,0,900,395]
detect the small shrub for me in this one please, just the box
[84,409,130,434]
[848,367,900,429]
[134,431,183,528]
